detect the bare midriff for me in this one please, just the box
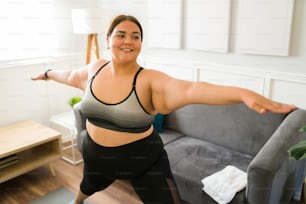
[86,120,154,147]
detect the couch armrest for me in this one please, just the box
[247,109,306,204]
[73,102,86,152]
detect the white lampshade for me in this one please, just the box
[71,9,105,34]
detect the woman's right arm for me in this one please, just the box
[45,68,88,90]
[31,60,103,90]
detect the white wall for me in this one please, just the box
[96,0,306,75]
[0,0,96,126]
[0,0,98,61]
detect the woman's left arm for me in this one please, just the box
[150,70,296,114]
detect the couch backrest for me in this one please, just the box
[163,103,287,156]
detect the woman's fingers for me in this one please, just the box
[258,101,296,114]
[31,73,47,80]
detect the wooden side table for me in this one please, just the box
[0,120,61,183]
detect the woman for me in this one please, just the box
[32,15,296,204]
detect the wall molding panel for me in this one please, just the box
[184,0,232,53]
[237,0,295,56]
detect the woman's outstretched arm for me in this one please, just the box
[149,70,296,114]
[31,61,102,90]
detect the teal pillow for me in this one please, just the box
[153,113,165,133]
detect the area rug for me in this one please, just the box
[29,187,74,204]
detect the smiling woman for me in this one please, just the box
[107,22,142,64]
[31,14,296,204]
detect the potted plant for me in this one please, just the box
[68,96,82,108]
[288,125,306,160]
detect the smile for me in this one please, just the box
[120,48,134,52]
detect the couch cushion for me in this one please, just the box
[165,136,253,204]
[159,129,184,145]
[163,103,286,156]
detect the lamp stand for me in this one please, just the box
[86,34,100,64]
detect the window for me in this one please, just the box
[0,0,58,61]
[0,0,92,62]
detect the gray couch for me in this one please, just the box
[73,102,306,204]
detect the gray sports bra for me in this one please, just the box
[80,62,154,133]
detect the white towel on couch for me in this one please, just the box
[201,165,247,204]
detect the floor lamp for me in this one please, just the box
[72,9,104,64]
[86,34,99,64]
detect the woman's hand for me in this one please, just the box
[31,72,49,81]
[241,89,296,114]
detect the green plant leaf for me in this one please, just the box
[288,140,306,160]
[68,97,82,108]
[288,125,306,160]
[299,125,306,132]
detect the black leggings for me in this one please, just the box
[80,130,182,204]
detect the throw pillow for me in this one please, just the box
[153,113,165,133]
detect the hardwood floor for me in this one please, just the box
[0,159,142,204]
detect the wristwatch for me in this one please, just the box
[44,69,52,79]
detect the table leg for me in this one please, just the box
[48,163,56,176]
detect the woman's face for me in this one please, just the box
[107,20,142,64]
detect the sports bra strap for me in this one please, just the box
[133,67,144,87]
[93,61,111,78]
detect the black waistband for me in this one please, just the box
[88,117,152,133]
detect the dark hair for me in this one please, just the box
[107,15,143,41]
